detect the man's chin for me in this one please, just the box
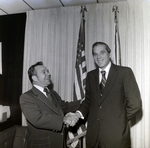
[97,64,104,68]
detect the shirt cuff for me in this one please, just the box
[76,110,84,119]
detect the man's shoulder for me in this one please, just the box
[19,89,34,104]
[88,68,98,75]
[112,63,132,71]
[20,88,34,98]
[111,64,134,78]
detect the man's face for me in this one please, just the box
[33,65,51,87]
[93,45,110,69]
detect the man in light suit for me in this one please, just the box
[72,42,142,148]
[20,61,79,148]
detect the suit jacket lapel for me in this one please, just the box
[100,64,118,104]
[50,92,64,116]
[32,87,62,115]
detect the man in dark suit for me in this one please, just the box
[71,42,142,148]
[20,61,80,148]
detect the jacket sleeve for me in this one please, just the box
[124,68,142,120]
[51,90,81,114]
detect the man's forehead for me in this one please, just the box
[94,45,106,52]
[35,65,47,71]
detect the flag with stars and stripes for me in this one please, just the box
[67,6,87,148]
[74,9,87,102]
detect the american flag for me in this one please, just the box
[67,6,87,148]
[74,7,87,102]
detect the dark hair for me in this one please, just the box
[92,42,111,54]
[28,61,43,84]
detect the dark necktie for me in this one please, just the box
[43,87,55,104]
[100,70,106,96]
[44,87,63,115]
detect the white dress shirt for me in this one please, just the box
[99,62,111,83]
[33,85,47,97]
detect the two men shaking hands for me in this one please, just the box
[63,111,81,127]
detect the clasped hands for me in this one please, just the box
[63,112,80,127]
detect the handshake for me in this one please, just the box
[63,112,81,127]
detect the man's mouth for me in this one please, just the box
[98,59,104,62]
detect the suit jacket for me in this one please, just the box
[79,63,142,148]
[20,86,80,148]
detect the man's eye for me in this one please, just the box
[101,51,105,54]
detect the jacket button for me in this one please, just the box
[99,106,102,109]
[97,118,99,121]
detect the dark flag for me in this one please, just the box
[67,5,87,148]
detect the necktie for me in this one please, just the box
[43,87,55,104]
[43,87,63,115]
[100,70,106,96]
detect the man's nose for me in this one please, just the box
[48,73,51,77]
[48,73,51,79]
[97,54,101,58]
[47,71,51,76]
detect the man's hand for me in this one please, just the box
[63,112,79,127]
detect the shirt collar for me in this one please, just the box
[99,62,111,80]
[33,85,48,96]
[33,84,44,92]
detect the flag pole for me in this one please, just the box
[112,5,121,66]
[80,5,87,18]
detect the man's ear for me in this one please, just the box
[32,75,38,82]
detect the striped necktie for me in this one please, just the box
[100,70,106,96]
